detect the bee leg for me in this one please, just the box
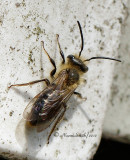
[47,103,67,144]
[8,78,50,89]
[74,91,87,101]
[56,34,65,64]
[41,41,56,77]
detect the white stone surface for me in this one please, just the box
[103,1,130,143]
[0,0,127,160]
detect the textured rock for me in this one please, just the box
[0,0,127,159]
[103,0,130,144]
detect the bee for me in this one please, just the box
[8,21,121,144]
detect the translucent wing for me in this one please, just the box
[23,87,53,121]
[36,107,62,132]
[36,84,77,132]
[23,69,78,132]
[23,69,69,122]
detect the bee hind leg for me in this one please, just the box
[47,103,67,144]
[8,78,50,89]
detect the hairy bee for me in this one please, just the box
[9,21,121,144]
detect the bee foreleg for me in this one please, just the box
[8,78,50,89]
[47,103,67,144]
[74,92,87,101]
[56,34,65,64]
[41,41,56,77]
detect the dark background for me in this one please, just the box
[93,138,130,160]
[0,138,130,160]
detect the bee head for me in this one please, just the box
[67,21,121,74]
[66,22,88,73]
[67,55,88,73]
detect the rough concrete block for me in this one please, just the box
[103,1,130,144]
[0,0,127,159]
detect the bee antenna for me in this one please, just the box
[84,56,121,62]
[77,21,84,57]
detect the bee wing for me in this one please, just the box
[23,88,50,121]
[23,70,78,131]
[36,84,77,132]
[23,71,67,122]
[23,69,69,121]
[36,107,62,132]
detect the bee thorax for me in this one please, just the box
[66,68,79,85]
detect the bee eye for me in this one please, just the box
[81,65,88,72]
